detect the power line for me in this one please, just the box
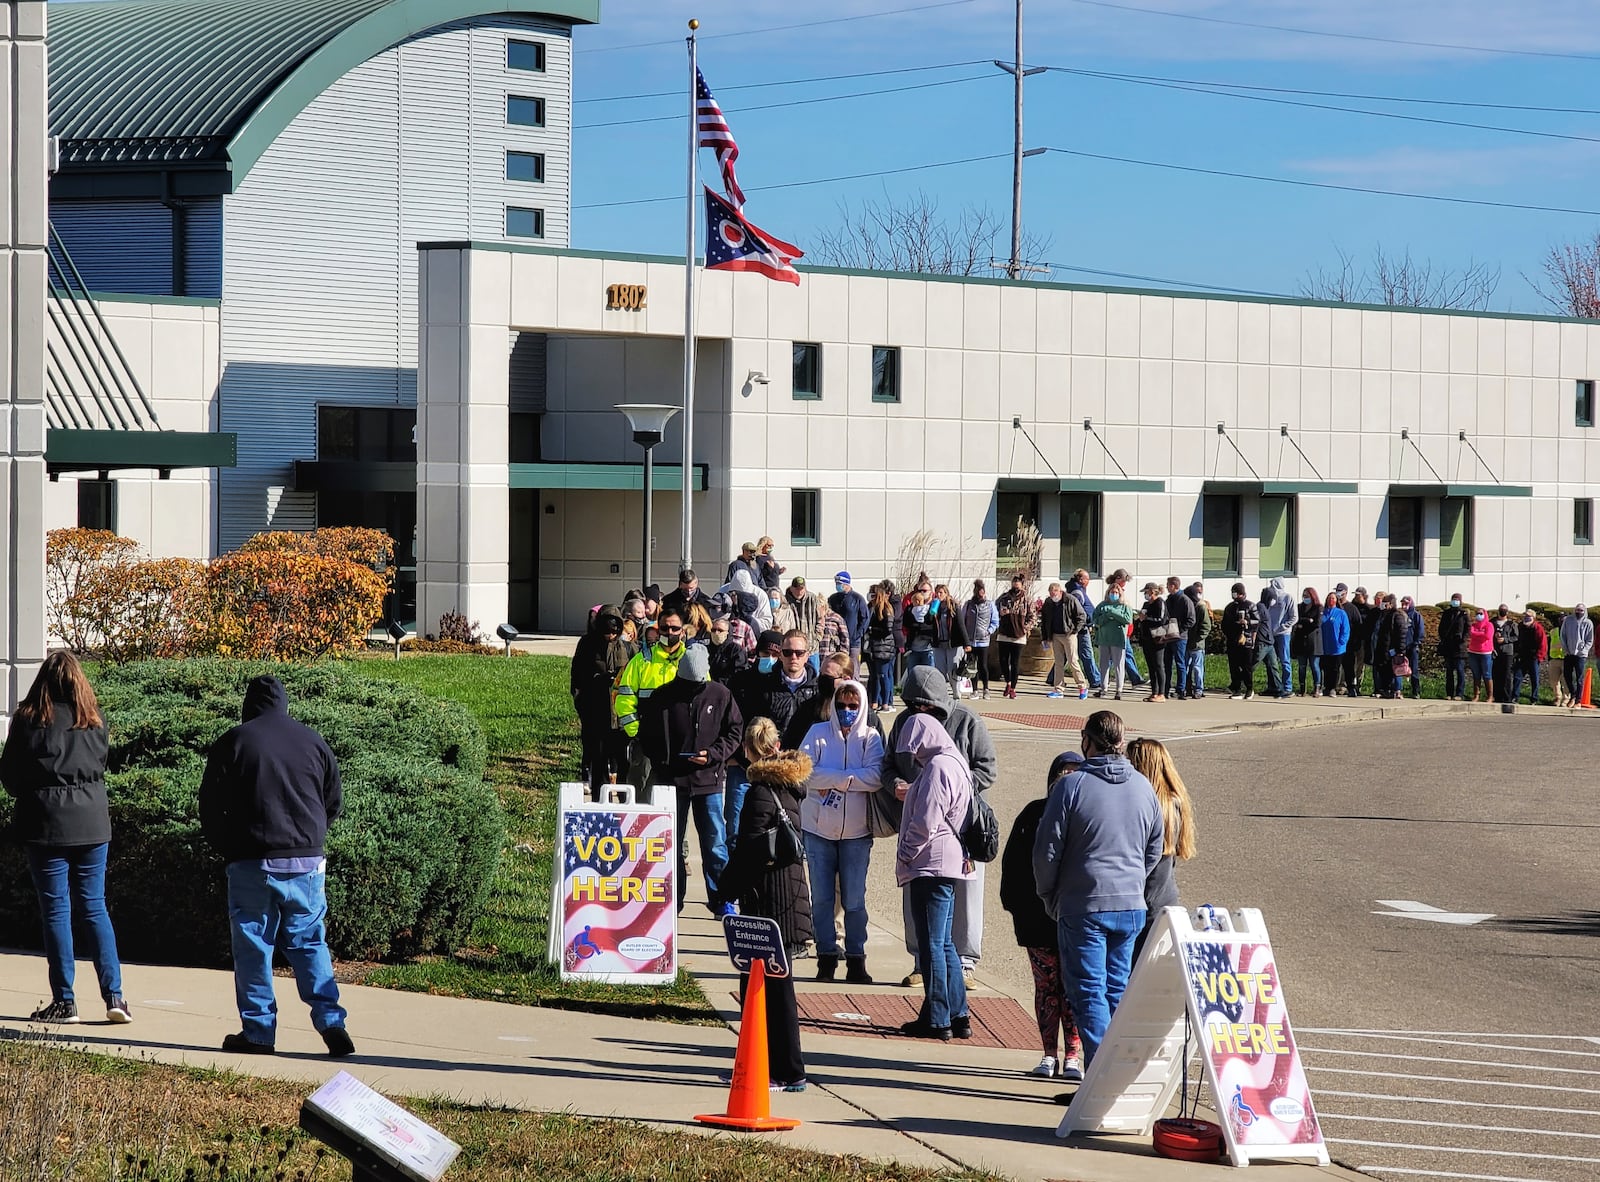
[579,73,997,131]
[578,0,980,55]
[575,152,1010,210]
[1049,66,1600,147]
[1038,146,1600,218]
[1059,0,1600,64]
[580,61,987,105]
[1042,261,1296,298]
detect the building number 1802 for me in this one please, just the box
[606,284,647,311]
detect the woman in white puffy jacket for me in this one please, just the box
[799,678,885,985]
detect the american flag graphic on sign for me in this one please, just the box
[560,806,677,982]
[696,68,745,209]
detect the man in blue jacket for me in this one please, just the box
[1031,710,1162,1066]
[200,676,353,1058]
[1069,570,1102,691]
[828,571,869,665]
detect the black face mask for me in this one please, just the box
[816,675,836,702]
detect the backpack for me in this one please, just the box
[960,791,1001,863]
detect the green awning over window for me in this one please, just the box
[46,428,237,473]
[1201,479,1359,495]
[1388,482,1532,498]
[509,462,708,491]
[997,475,1165,493]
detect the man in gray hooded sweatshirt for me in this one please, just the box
[1559,604,1595,703]
[882,665,997,985]
[1263,578,1294,698]
[1032,710,1162,1066]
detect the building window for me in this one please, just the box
[1439,496,1473,574]
[77,479,116,531]
[318,405,416,462]
[1059,493,1100,578]
[1577,498,1594,546]
[1202,494,1240,578]
[506,151,544,183]
[1387,496,1424,575]
[507,95,545,127]
[791,488,820,546]
[506,206,544,239]
[1579,379,1596,428]
[871,346,899,403]
[792,342,820,400]
[1258,496,1297,577]
[508,39,546,72]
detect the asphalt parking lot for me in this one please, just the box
[856,712,1600,1181]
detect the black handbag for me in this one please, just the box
[960,791,1001,863]
[751,788,805,870]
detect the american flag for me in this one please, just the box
[704,187,803,285]
[696,68,745,209]
[561,810,677,978]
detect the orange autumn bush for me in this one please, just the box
[207,549,387,661]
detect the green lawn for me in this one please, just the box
[346,654,712,1020]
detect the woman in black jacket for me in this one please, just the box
[1,652,129,1024]
[570,605,636,796]
[721,722,813,1091]
[1137,583,1170,702]
[864,584,901,712]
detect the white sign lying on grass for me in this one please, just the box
[305,1072,459,1182]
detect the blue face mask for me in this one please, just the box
[835,581,847,594]
[911,604,929,622]
[1302,597,1311,605]
[837,706,860,727]
[758,656,777,673]
[1451,599,1462,608]
[1108,592,1120,603]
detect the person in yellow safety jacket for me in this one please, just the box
[613,608,689,789]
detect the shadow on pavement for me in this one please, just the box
[1487,911,1600,937]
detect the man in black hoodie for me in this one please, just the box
[199,676,353,1058]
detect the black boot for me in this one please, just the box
[816,955,838,982]
[845,956,873,985]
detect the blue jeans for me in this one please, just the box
[1295,655,1321,693]
[26,843,123,1006]
[677,790,729,909]
[1512,657,1542,705]
[723,765,750,858]
[905,649,935,670]
[226,862,346,1045]
[1123,647,1145,686]
[804,832,872,957]
[1078,631,1102,688]
[1406,645,1422,696]
[1270,634,1292,694]
[1164,637,1189,697]
[1057,908,1146,1066]
[868,657,896,707]
[908,877,967,1028]
[1186,645,1207,696]
[1444,653,1467,698]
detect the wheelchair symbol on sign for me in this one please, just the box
[1231,1085,1257,1129]
[572,926,600,960]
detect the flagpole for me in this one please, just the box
[680,20,700,574]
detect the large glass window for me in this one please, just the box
[318,405,416,462]
[506,151,544,183]
[507,40,546,72]
[791,488,820,546]
[1387,496,1423,574]
[997,491,1039,562]
[1440,497,1472,573]
[77,479,116,531]
[1578,498,1595,546]
[1258,496,1297,577]
[507,95,545,127]
[1059,493,1100,577]
[871,346,900,403]
[506,206,544,239]
[792,342,820,399]
[1202,494,1240,578]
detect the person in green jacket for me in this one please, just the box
[612,606,689,789]
[1091,591,1136,700]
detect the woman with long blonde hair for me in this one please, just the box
[1126,738,1197,954]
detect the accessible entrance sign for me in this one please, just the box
[546,782,678,985]
[1058,906,1328,1168]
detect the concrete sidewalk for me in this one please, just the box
[0,917,1364,1182]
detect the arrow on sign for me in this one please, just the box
[1373,900,1494,926]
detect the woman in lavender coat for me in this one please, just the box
[893,714,973,1041]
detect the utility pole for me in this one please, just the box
[994,0,1046,280]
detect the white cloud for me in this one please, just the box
[1286,142,1600,191]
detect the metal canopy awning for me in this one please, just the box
[997,475,1166,493]
[294,460,414,494]
[1388,483,1533,498]
[510,462,709,491]
[1202,479,1360,495]
[46,428,237,474]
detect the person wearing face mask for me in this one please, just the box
[902,586,941,672]
[1031,710,1163,1068]
[1318,589,1350,697]
[1437,593,1471,701]
[893,714,974,1041]
[1491,605,1520,704]
[704,616,747,685]
[930,584,970,697]
[1221,582,1264,700]
[748,630,820,751]
[961,579,1000,700]
[571,605,637,796]
[1091,585,1136,701]
[828,572,869,666]
[1398,596,1424,698]
[864,584,903,712]
[1512,609,1549,706]
[727,631,786,848]
[1559,604,1595,704]
[718,567,773,636]
[1342,587,1371,698]
[1290,588,1323,696]
[1041,581,1089,702]
[1466,606,1495,703]
[799,679,885,984]
[995,575,1035,699]
[1136,583,1170,703]
[611,606,690,792]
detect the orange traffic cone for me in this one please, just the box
[695,960,801,1132]
[1581,668,1595,709]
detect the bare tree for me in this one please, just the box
[1527,232,1600,319]
[811,191,1050,276]
[1301,246,1499,310]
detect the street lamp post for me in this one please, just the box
[616,404,681,591]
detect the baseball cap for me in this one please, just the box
[1354,586,1368,596]
[1334,582,1348,594]
[790,576,806,588]
[835,571,851,584]
[740,541,757,554]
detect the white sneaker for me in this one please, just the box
[1031,1055,1057,1077]
[1059,1055,1084,1082]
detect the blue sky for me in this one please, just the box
[571,0,1600,310]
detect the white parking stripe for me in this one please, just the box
[1303,1030,1600,1058]
[1321,1111,1600,1140]
[1306,1027,1599,1041]
[1356,1170,1559,1182]
[1305,1065,1600,1096]
[1305,1046,1600,1076]
[1316,1088,1600,1117]
[1333,1139,1600,1165]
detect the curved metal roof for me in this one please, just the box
[48,0,599,181]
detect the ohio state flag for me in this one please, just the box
[703,187,802,285]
